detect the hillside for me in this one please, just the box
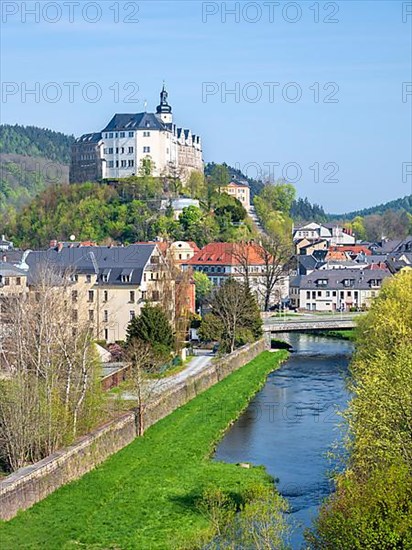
[330,195,412,220]
[0,125,73,221]
[0,124,74,164]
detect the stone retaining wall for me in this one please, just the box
[0,339,267,521]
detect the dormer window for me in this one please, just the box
[121,268,134,283]
[316,279,328,286]
[101,268,111,283]
[343,279,355,287]
[369,279,382,288]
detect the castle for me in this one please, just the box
[70,86,203,184]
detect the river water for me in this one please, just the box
[214,333,353,549]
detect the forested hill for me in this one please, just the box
[330,195,412,220]
[0,124,75,164]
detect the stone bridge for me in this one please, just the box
[263,314,359,333]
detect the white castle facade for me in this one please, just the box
[70,86,203,184]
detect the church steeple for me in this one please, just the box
[156,83,172,123]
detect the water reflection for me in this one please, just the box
[214,333,352,549]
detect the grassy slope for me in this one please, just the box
[0,350,288,550]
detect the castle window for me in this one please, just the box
[143,146,150,153]
[128,131,134,137]
[120,132,125,138]
[108,148,113,154]
[115,132,118,138]
[109,133,113,138]
[128,160,134,167]
[128,146,134,153]
[121,160,127,167]
[143,131,150,137]
[108,161,114,168]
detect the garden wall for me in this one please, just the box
[0,339,267,521]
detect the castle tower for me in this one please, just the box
[156,84,172,124]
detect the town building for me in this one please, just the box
[184,242,288,307]
[293,222,355,247]
[290,267,391,311]
[220,181,251,210]
[70,86,203,184]
[22,243,174,343]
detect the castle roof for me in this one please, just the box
[102,112,167,132]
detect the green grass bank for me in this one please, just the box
[0,350,288,550]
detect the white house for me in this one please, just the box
[290,268,391,311]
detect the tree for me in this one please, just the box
[125,339,163,436]
[204,279,262,353]
[186,170,205,198]
[0,265,103,472]
[126,303,175,357]
[306,271,412,549]
[193,271,212,309]
[209,163,230,192]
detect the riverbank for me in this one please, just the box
[0,350,288,549]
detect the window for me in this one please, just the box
[129,291,135,303]
[3,277,10,286]
[143,131,150,137]
[108,161,114,168]
[72,310,78,322]
[128,159,134,167]
[104,328,109,341]
[333,291,337,296]
[326,291,330,297]
[128,131,134,137]
[103,310,108,322]
[143,146,150,153]
[103,290,108,302]
[115,160,119,167]
[72,290,78,302]
[128,146,134,153]
[306,291,310,299]
[89,310,94,322]
[104,148,108,154]
[105,133,108,138]
[116,147,119,154]
[88,290,94,302]
[16,277,21,286]
[121,147,125,154]
[120,132,125,138]
[317,291,321,296]
[130,310,135,320]
[109,133,113,138]
[86,274,92,283]
[152,290,160,302]
[121,160,127,167]
[108,147,113,154]
[312,291,316,299]
[141,290,147,301]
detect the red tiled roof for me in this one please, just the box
[187,242,266,266]
[329,245,372,256]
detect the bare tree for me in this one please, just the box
[125,339,162,436]
[233,239,293,312]
[208,279,261,353]
[256,235,294,312]
[0,264,103,472]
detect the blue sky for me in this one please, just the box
[1,0,411,212]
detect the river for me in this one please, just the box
[214,333,353,549]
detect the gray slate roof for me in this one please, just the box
[102,113,166,132]
[291,268,391,290]
[25,244,156,286]
[0,262,28,277]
